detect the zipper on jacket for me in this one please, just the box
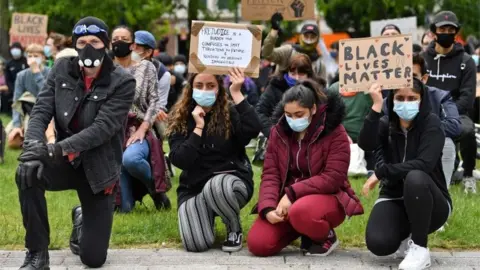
[402,131,408,162]
[296,140,304,181]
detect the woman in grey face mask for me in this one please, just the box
[110,25,172,213]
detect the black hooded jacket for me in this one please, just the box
[423,42,477,115]
[358,83,452,208]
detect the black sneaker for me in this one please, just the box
[222,231,243,252]
[20,249,50,269]
[152,192,172,210]
[306,230,339,256]
[69,206,82,256]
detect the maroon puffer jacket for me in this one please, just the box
[257,91,364,217]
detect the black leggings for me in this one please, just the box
[365,170,450,256]
[16,160,115,268]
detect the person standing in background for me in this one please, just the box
[3,42,28,114]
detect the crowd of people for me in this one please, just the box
[0,8,478,270]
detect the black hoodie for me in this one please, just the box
[358,83,452,208]
[423,42,477,115]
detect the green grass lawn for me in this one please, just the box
[1,114,480,250]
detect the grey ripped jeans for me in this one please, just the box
[442,137,456,188]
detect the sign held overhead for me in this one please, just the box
[339,35,413,92]
[241,0,315,21]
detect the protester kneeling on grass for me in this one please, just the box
[359,79,452,270]
[167,68,261,253]
[247,80,364,257]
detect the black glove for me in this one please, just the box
[271,12,283,31]
[16,160,44,190]
[18,140,63,164]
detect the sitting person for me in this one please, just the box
[359,80,452,270]
[167,68,261,253]
[6,43,55,149]
[247,80,364,257]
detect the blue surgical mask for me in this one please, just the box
[393,100,420,121]
[44,46,52,58]
[10,48,22,59]
[174,64,186,75]
[193,88,216,107]
[330,51,338,59]
[472,55,480,66]
[284,73,297,87]
[286,116,310,132]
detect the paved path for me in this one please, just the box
[1,248,479,269]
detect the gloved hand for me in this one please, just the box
[18,140,63,164]
[16,160,44,190]
[271,12,283,31]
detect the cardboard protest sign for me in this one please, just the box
[241,0,315,21]
[476,73,480,97]
[188,21,262,78]
[339,35,413,92]
[10,13,48,46]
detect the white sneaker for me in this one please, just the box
[472,170,480,180]
[395,235,411,258]
[398,240,431,270]
[463,177,477,194]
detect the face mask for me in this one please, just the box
[77,44,105,68]
[174,64,186,75]
[43,46,52,58]
[286,116,310,132]
[193,88,216,107]
[330,51,338,59]
[284,73,297,87]
[131,51,143,62]
[10,48,22,59]
[35,57,43,66]
[393,100,420,121]
[303,39,316,45]
[112,41,133,58]
[436,33,456,49]
[472,55,480,66]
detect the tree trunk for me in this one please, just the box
[0,0,10,60]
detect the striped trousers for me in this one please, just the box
[178,174,249,252]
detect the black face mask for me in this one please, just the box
[112,41,133,58]
[77,44,106,68]
[436,33,456,48]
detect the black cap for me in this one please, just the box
[301,24,319,36]
[72,16,110,48]
[10,42,23,50]
[381,24,401,35]
[173,54,187,65]
[431,11,460,30]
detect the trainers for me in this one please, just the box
[151,192,172,210]
[222,231,243,252]
[463,177,477,194]
[399,240,431,270]
[473,170,480,180]
[20,249,50,269]
[396,235,411,258]
[69,206,82,256]
[306,230,339,256]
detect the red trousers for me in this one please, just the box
[247,194,346,257]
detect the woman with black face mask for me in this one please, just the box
[111,26,171,213]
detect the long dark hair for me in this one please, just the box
[279,53,326,87]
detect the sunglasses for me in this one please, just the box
[73,25,107,35]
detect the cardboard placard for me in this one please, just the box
[476,73,480,97]
[339,35,413,92]
[10,13,48,46]
[241,0,315,21]
[188,21,262,78]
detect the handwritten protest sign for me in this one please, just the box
[241,0,315,21]
[10,13,48,46]
[339,35,413,92]
[189,21,262,78]
[476,73,480,97]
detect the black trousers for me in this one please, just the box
[16,160,115,268]
[458,115,476,176]
[365,170,449,256]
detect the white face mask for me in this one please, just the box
[174,64,186,74]
[303,39,317,45]
[131,51,143,62]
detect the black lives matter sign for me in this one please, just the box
[339,35,413,92]
[10,13,48,46]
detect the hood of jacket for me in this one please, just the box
[272,90,346,141]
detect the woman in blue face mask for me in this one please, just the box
[166,68,262,253]
[248,79,363,257]
[358,79,452,270]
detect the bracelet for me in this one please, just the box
[195,127,203,130]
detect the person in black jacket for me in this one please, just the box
[15,17,136,269]
[3,42,28,114]
[422,10,478,193]
[166,68,261,253]
[256,53,324,137]
[359,79,452,270]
